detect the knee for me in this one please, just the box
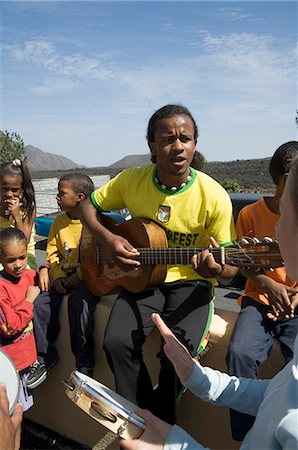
[103,333,124,357]
[103,327,136,358]
[227,339,256,368]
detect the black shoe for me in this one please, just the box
[78,367,93,378]
[26,357,58,389]
[26,362,47,389]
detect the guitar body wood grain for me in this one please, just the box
[79,215,168,296]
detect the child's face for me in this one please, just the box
[0,174,23,209]
[0,240,28,279]
[56,180,81,212]
[276,171,298,281]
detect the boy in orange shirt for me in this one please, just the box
[226,141,298,441]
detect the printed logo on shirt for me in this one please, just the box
[165,229,199,247]
[157,205,170,223]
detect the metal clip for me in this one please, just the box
[117,419,127,437]
[61,379,75,391]
[73,380,85,403]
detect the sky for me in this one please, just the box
[0,1,297,167]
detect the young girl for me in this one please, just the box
[0,159,37,270]
[0,228,40,411]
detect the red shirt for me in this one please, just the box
[0,269,37,370]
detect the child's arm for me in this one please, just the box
[0,288,38,336]
[37,265,50,292]
[7,198,36,242]
[46,223,69,288]
[240,270,298,319]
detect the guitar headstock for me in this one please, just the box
[225,237,284,270]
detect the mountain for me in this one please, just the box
[109,154,151,168]
[28,145,274,192]
[24,145,82,172]
[109,153,274,192]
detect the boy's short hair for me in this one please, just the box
[59,173,94,197]
[0,228,27,255]
[269,141,298,185]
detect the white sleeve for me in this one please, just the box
[164,425,209,450]
[185,361,269,417]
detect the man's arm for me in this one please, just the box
[79,197,140,269]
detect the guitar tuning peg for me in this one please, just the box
[240,238,250,244]
[252,237,260,243]
[263,237,273,242]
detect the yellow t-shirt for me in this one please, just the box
[46,213,83,282]
[91,165,236,285]
[0,213,36,270]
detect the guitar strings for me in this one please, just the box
[96,247,282,265]
[97,248,281,257]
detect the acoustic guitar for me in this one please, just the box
[77,214,283,297]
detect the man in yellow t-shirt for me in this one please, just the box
[80,104,238,424]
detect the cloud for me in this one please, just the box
[117,31,295,105]
[4,39,114,84]
[31,79,79,95]
[201,32,295,88]
[2,29,295,119]
[216,7,252,21]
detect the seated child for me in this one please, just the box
[0,228,41,411]
[226,141,298,440]
[0,159,37,270]
[27,173,99,388]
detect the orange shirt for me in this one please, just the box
[236,197,297,306]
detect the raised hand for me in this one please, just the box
[4,197,21,222]
[151,313,194,384]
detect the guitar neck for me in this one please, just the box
[136,247,226,265]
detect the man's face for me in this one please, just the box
[149,115,197,184]
[276,171,298,281]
